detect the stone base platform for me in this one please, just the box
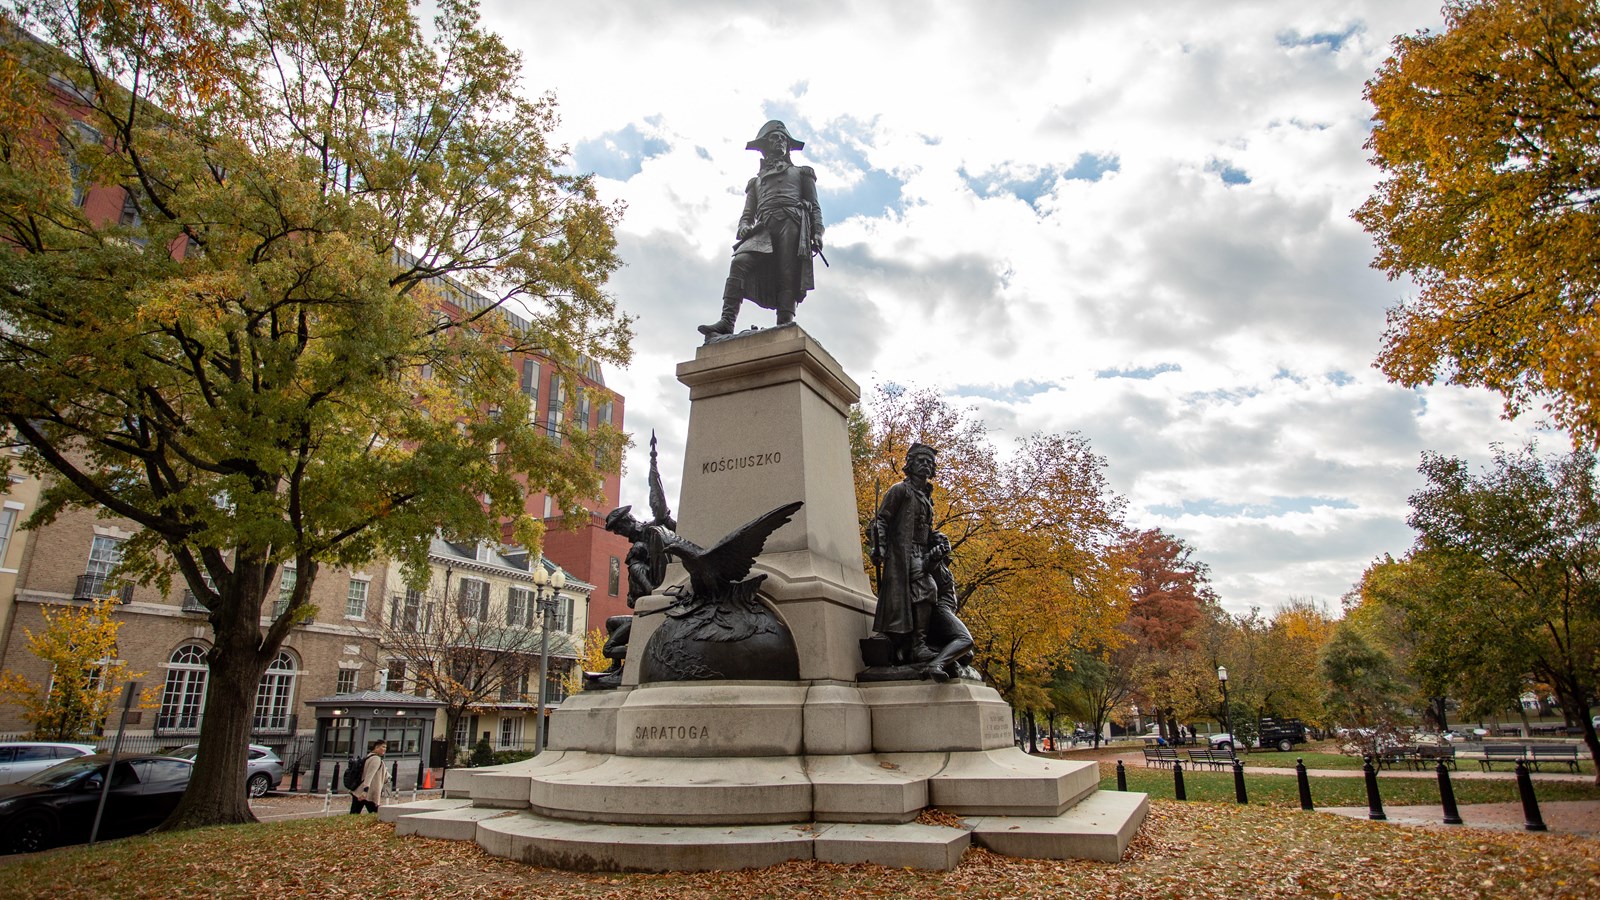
[433,746,1100,825]
[382,790,1149,871]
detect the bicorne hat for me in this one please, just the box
[746,120,805,152]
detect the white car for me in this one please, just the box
[170,743,284,797]
[0,742,98,784]
[1209,733,1238,751]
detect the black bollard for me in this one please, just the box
[1514,761,1547,832]
[391,760,400,790]
[1296,758,1314,811]
[1436,760,1463,825]
[1173,760,1187,801]
[1232,758,1249,804]
[416,762,425,790]
[1116,759,1127,791]
[1363,756,1387,821]
[290,765,301,793]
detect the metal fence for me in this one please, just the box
[0,732,317,771]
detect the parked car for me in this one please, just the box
[170,744,283,798]
[0,742,97,785]
[0,753,193,854]
[1209,732,1238,751]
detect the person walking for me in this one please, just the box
[349,739,389,814]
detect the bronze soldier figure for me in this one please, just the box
[587,434,678,689]
[867,443,937,666]
[699,120,824,338]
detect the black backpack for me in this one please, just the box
[343,754,369,791]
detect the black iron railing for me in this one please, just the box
[75,574,132,602]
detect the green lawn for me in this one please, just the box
[2,800,1599,899]
[1105,763,1600,807]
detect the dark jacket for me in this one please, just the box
[731,163,822,309]
[870,479,933,635]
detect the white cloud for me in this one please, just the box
[480,0,1556,616]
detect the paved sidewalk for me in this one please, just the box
[1319,800,1600,837]
[251,788,445,822]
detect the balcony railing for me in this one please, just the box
[180,589,207,613]
[75,574,132,602]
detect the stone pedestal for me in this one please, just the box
[663,325,877,684]
[391,326,1147,870]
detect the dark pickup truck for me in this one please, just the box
[1259,717,1308,752]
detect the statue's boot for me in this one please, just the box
[775,289,796,326]
[698,278,743,336]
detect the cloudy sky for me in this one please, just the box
[481,0,1556,616]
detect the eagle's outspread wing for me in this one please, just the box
[675,501,803,596]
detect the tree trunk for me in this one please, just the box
[1580,716,1600,788]
[159,569,275,831]
[159,631,270,828]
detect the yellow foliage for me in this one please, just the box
[852,386,1133,703]
[1357,0,1600,444]
[560,628,611,696]
[0,598,148,740]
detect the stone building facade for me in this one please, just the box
[0,490,590,762]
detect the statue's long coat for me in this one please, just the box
[731,163,821,309]
[871,479,933,636]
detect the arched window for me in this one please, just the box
[157,643,209,732]
[252,650,298,732]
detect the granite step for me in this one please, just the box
[969,789,1151,862]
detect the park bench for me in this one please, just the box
[1416,743,1458,770]
[1526,744,1581,773]
[1478,744,1526,771]
[1376,745,1421,770]
[1185,748,1238,771]
[1142,747,1180,768]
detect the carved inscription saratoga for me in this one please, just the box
[634,724,711,741]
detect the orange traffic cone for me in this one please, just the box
[423,769,435,790]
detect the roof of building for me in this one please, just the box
[427,536,595,593]
[304,690,446,709]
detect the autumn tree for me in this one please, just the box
[1118,529,1215,742]
[851,386,1134,712]
[1319,621,1405,730]
[360,577,578,781]
[1349,553,1520,731]
[1051,646,1135,748]
[1385,445,1600,779]
[565,626,609,696]
[0,0,628,829]
[1249,599,1337,728]
[1356,0,1600,444]
[0,598,148,739]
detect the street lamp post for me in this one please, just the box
[531,565,566,755]
[1217,665,1233,746]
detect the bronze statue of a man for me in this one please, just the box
[868,443,937,666]
[698,120,825,338]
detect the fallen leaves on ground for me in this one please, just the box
[2,800,1598,899]
[914,807,967,829]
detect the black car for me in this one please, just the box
[0,753,193,854]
